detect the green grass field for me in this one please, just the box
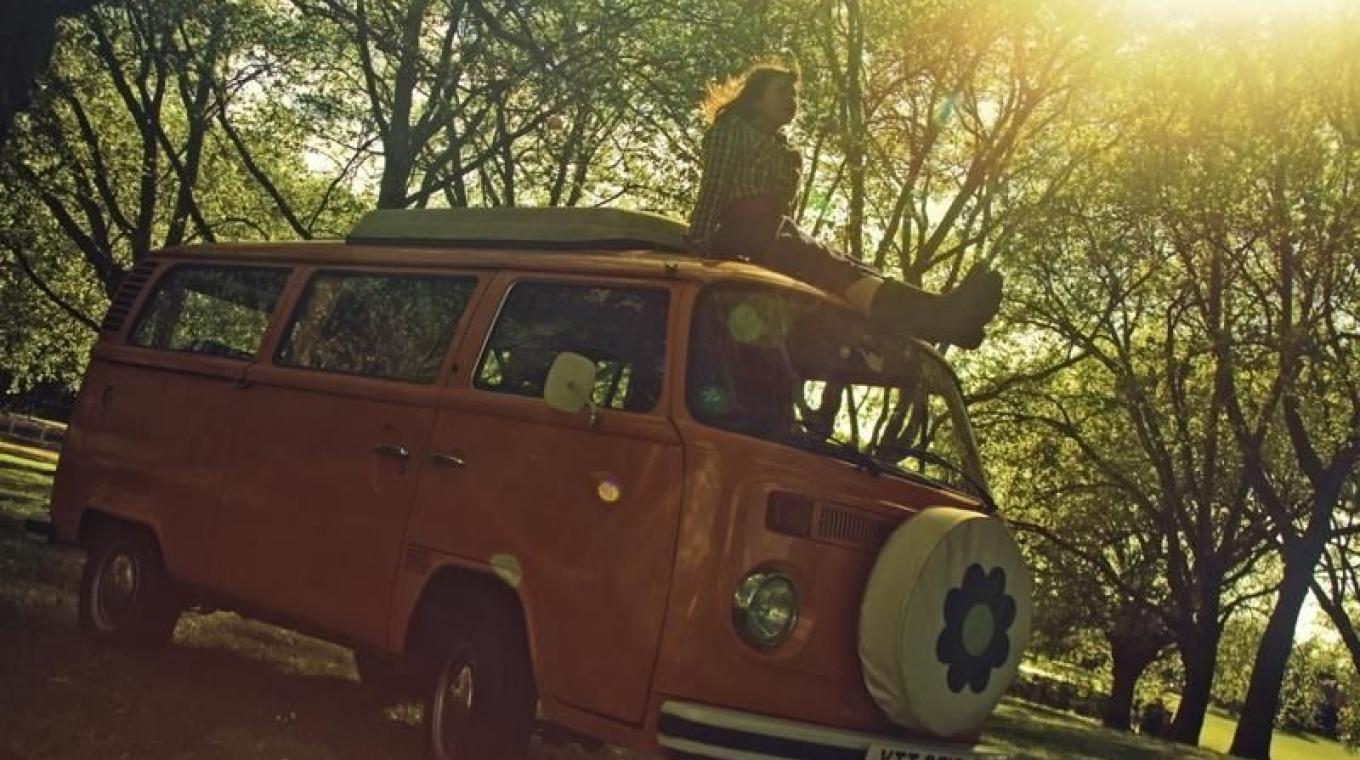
[1200,710,1358,760]
[0,440,58,521]
[0,436,1355,760]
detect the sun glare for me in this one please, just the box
[1121,0,1345,25]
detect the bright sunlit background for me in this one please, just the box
[1120,0,1347,24]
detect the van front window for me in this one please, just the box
[687,284,987,496]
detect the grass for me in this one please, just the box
[0,441,1355,760]
[0,439,59,521]
[1200,710,1359,760]
[984,700,1220,759]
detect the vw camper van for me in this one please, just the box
[42,208,1029,759]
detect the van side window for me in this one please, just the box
[130,265,289,359]
[277,272,476,383]
[475,282,669,412]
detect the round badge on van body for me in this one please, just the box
[597,478,622,504]
[858,508,1032,739]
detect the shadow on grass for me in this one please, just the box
[0,508,419,760]
[1,586,426,760]
[985,700,1221,760]
[0,514,624,760]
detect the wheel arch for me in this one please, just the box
[78,506,163,550]
[402,562,541,694]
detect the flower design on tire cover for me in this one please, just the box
[935,563,1016,694]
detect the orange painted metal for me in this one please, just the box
[649,421,977,739]
[48,241,985,755]
[51,342,253,587]
[396,271,687,726]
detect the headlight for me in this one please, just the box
[732,568,799,647]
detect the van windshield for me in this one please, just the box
[687,283,987,497]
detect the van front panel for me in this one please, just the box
[652,422,977,734]
[650,280,985,736]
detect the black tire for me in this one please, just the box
[419,595,536,760]
[78,525,181,647]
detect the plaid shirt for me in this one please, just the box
[688,112,802,250]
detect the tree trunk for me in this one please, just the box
[1,10,50,146]
[1171,622,1221,746]
[1098,644,1142,728]
[1229,532,1328,759]
[378,137,411,209]
[843,0,865,262]
[1105,604,1171,732]
[0,3,94,147]
[1312,578,1360,681]
[1106,642,1153,731]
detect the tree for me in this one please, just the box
[1,0,370,386]
[0,0,101,147]
[1174,14,1360,758]
[977,24,1317,742]
[1314,481,1360,684]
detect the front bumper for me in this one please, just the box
[658,701,1007,760]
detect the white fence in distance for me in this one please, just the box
[0,412,66,451]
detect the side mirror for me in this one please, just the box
[544,352,597,418]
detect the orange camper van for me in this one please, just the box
[39,208,1030,760]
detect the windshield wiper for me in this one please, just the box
[786,423,886,476]
[787,424,967,493]
[872,445,999,513]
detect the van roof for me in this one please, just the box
[346,207,691,252]
[152,207,842,297]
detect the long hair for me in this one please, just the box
[700,59,801,125]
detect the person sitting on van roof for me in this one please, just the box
[688,60,1003,349]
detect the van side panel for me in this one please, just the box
[51,344,246,587]
[209,367,441,649]
[402,391,685,726]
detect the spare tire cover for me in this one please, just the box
[859,507,1032,738]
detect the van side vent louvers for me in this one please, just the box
[100,260,158,334]
[404,545,432,575]
[814,505,894,552]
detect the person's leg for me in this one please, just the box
[868,265,1002,349]
[766,218,1003,348]
[709,199,782,261]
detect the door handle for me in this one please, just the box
[374,444,411,460]
[428,451,467,468]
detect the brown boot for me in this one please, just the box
[869,263,1003,348]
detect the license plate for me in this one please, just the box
[864,743,982,760]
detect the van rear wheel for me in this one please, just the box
[78,525,181,646]
[421,601,535,760]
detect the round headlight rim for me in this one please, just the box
[731,567,800,649]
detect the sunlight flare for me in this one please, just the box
[1120,0,1345,25]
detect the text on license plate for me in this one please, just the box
[865,744,978,760]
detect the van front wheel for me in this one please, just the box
[78,526,181,646]
[423,607,535,760]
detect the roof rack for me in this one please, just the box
[346,207,692,253]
